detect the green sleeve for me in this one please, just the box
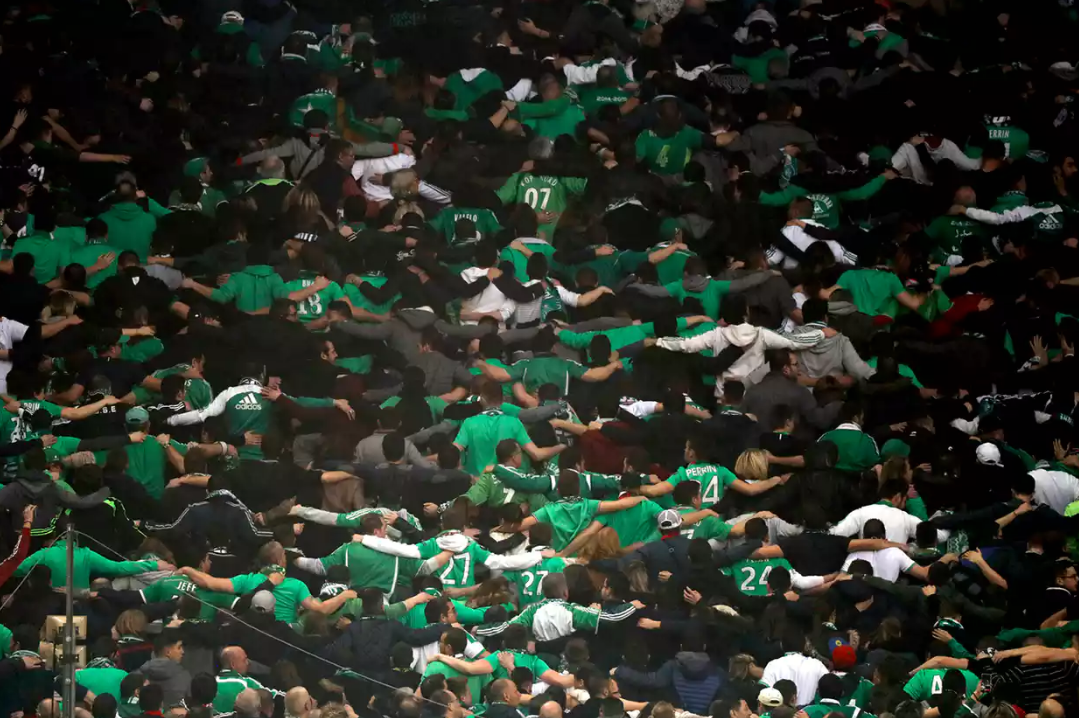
[615,250,650,274]
[516,96,571,120]
[906,496,929,521]
[496,174,521,205]
[566,361,588,380]
[565,178,588,196]
[169,440,189,456]
[925,216,946,240]
[902,672,927,700]
[512,419,532,448]
[557,329,596,350]
[494,465,555,493]
[210,277,239,304]
[462,473,493,505]
[837,175,887,202]
[270,274,290,300]
[87,552,158,578]
[500,403,522,418]
[588,473,621,496]
[505,362,526,382]
[290,396,335,408]
[675,317,689,331]
[246,43,265,67]
[146,199,172,219]
[321,544,349,569]
[452,600,489,626]
[384,600,409,620]
[570,604,600,631]
[14,548,45,577]
[947,638,974,659]
[759,184,808,207]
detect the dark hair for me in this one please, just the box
[139,683,164,711]
[190,673,218,704]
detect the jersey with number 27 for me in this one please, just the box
[505,556,567,606]
[417,534,491,587]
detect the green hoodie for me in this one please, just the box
[14,541,158,591]
[211,265,290,312]
[97,202,160,261]
[13,232,71,283]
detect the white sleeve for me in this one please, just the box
[964,206,1042,226]
[940,139,982,171]
[762,327,823,350]
[760,662,777,687]
[505,79,533,102]
[622,401,659,418]
[556,285,581,308]
[826,241,858,265]
[7,321,28,344]
[789,569,825,590]
[360,535,422,558]
[765,245,787,267]
[168,385,238,426]
[657,327,720,354]
[294,557,327,575]
[484,551,542,571]
[829,510,861,537]
[562,59,615,86]
[293,507,344,526]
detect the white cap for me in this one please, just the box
[657,509,683,531]
[758,688,784,708]
[976,443,1002,466]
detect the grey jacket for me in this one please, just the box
[353,433,435,468]
[792,322,874,381]
[742,371,840,431]
[133,657,191,708]
[726,120,819,176]
[240,130,397,180]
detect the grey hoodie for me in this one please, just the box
[792,322,874,381]
[240,130,397,180]
[134,657,192,707]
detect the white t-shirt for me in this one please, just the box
[0,319,29,393]
[460,266,513,325]
[843,547,914,582]
[761,652,829,706]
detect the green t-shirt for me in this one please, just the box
[483,649,552,681]
[76,666,128,700]
[505,355,588,395]
[635,126,704,176]
[229,573,311,624]
[455,409,532,476]
[576,87,632,116]
[664,464,736,510]
[344,276,399,315]
[504,557,568,606]
[496,173,587,239]
[140,575,201,603]
[320,543,422,593]
[429,208,502,244]
[675,506,731,542]
[902,669,979,701]
[597,497,663,546]
[724,557,793,596]
[533,498,601,552]
[924,216,986,261]
[423,656,491,707]
[836,268,906,318]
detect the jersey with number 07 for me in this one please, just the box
[497,173,587,216]
[724,557,793,596]
[504,556,567,606]
[415,532,492,587]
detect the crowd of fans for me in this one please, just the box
[3,0,1079,718]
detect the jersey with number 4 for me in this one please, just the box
[497,173,587,216]
[284,275,345,323]
[505,556,567,606]
[664,463,736,510]
[416,532,491,587]
[725,557,793,596]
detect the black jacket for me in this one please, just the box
[324,615,448,674]
[143,489,273,557]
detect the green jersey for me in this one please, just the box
[500,238,557,282]
[462,470,526,508]
[429,208,501,244]
[505,355,589,395]
[802,700,874,718]
[504,556,568,606]
[423,654,492,707]
[675,506,731,542]
[210,265,290,313]
[284,274,345,323]
[213,670,278,714]
[836,268,907,318]
[663,278,737,320]
[319,542,422,593]
[13,232,71,283]
[139,575,201,603]
[902,669,979,701]
[454,409,533,477]
[70,241,120,288]
[344,275,399,315]
[229,573,311,624]
[492,464,556,508]
[483,649,553,681]
[635,126,704,176]
[15,542,157,591]
[533,498,601,552]
[414,532,492,587]
[497,173,587,239]
[724,557,793,596]
[817,423,880,473]
[76,666,128,700]
[576,87,631,116]
[289,88,337,128]
[444,69,504,111]
[597,497,663,547]
[663,463,736,510]
[925,216,986,262]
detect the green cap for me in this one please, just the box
[880,438,910,459]
[183,157,209,178]
[0,624,11,658]
[125,407,149,427]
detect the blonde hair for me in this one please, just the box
[114,609,148,638]
[41,292,76,322]
[652,703,676,718]
[578,527,622,590]
[283,187,325,228]
[880,456,911,487]
[735,449,769,482]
